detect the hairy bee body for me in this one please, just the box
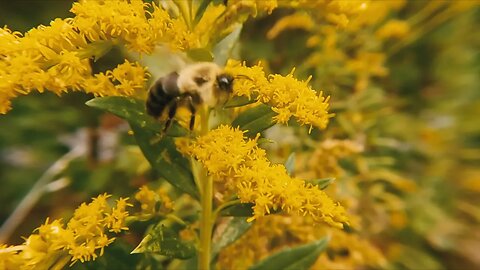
[146,62,233,131]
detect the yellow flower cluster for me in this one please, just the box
[225,60,333,131]
[135,186,158,215]
[268,1,409,92]
[281,0,374,28]
[0,194,131,269]
[186,125,348,227]
[307,139,364,178]
[134,185,173,216]
[71,0,199,53]
[0,0,283,115]
[0,20,147,114]
[218,215,385,270]
[313,228,386,269]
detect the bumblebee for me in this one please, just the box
[146,62,234,131]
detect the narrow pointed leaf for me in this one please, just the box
[86,96,188,137]
[249,237,330,270]
[130,123,198,199]
[213,24,242,65]
[132,224,195,259]
[306,178,335,190]
[232,104,277,137]
[257,138,274,146]
[187,48,214,62]
[223,95,256,108]
[220,203,254,217]
[285,153,296,175]
[212,217,253,257]
[194,0,213,25]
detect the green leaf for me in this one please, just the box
[220,203,254,217]
[131,224,195,259]
[306,178,335,190]
[187,48,214,62]
[193,0,213,25]
[213,24,242,65]
[249,237,330,270]
[176,256,198,270]
[231,104,277,137]
[285,153,296,175]
[86,96,188,137]
[130,123,199,199]
[223,95,256,108]
[257,138,274,146]
[212,217,253,257]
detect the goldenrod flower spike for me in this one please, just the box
[0,194,131,269]
[225,60,333,131]
[186,125,349,228]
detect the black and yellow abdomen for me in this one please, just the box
[146,72,179,119]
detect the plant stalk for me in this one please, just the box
[197,106,213,270]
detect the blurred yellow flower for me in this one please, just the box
[267,13,314,39]
[376,19,410,40]
[346,51,388,92]
[308,139,364,178]
[134,185,174,216]
[186,125,348,227]
[135,186,158,215]
[219,214,385,270]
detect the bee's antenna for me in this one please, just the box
[234,74,253,81]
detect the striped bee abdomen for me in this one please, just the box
[146,72,179,118]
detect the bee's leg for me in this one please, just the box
[163,98,179,133]
[186,95,196,131]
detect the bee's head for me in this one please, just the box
[217,74,234,92]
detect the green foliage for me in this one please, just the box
[220,203,255,217]
[249,237,329,270]
[231,104,276,137]
[284,152,296,175]
[306,178,335,190]
[87,97,198,198]
[132,224,196,259]
[212,217,252,257]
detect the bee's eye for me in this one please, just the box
[194,76,208,86]
[217,74,233,92]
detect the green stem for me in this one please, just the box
[389,5,460,56]
[199,173,213,270]
[173,0,193,30]
[407,1,446,27]
[197,106,213,270]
